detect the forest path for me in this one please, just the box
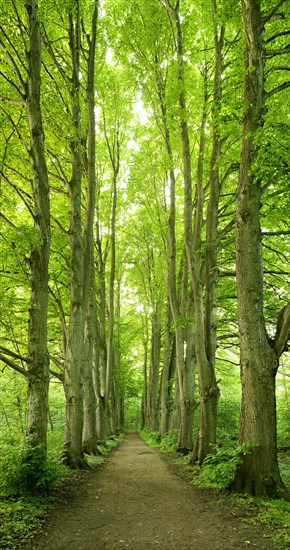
[23,431,275,550]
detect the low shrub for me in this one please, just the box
[160,429,180,452]
[138,428,161,446]
[0,442,68,497]
[192,442,258,489]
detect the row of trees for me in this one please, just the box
[0,0,289,498]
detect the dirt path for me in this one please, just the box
[23,431,276,549]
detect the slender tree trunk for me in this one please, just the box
[25,0,50,451]
[192,10,224,463]
[112,279,122,430]
[141,331,148,428]
[204,4,224,371]
[106,166,118,433]
[148,308,161,432]
[160,297,174,436]
[63,7,85,467]
[231,0,288,499]
[95,223,109,438]
[82,288,97,454]
[158,87,195,450]
[82,2,99,454]
[170,370,180,430]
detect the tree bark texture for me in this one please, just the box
[232,0,287,498]
[63,7,85,467]
[82,2,99,454]
[147,309,161,432]
[25,0,50,449]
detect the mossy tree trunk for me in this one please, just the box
[232,0,289,499]
[25,0,50,451]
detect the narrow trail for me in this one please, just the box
[24,431,275,550]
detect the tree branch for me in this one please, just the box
[0,353,27,376]
[265,66,290,77]
[265,80,290,99]
[263,0,287,25]
[273,304,290,357]
[265,29,290,44]
[262,230,290,236]
[265,44,290,58]
[0,212,19,231]
[0,95,25,106]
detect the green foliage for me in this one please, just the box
[234,494,290,550]
[139,428,161,447]
[0,442,68,497]
[256,498,290,549]
[160,429,180,452]
[0,497,45,550]
[278,452,290,489]
[216,398,240,445]
[96,434,123,455]
[192,443,258,489]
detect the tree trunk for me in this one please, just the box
[25,0,50,450]
[106,164,118,433]
[160,298,174,437]
[82,2,99,455]
[96,223,109,438]
[63,7,85,468]
[192,7,224,463]
[170,370,180,430]
[141,331,148,429]
[82,291,97,454]
[158,78,195,450]
[147,308,161,432]
[231,0,287,499]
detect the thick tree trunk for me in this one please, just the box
[232,0,287,499]
[25,0,50,450]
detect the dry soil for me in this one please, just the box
[22,431,277,550]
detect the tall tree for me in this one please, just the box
[82,1,99,454]
[25,0,51,450]
[62,3,85,467]
[0,0,51,452]
[232,0,289,498]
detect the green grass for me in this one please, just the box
[233,495,290,549]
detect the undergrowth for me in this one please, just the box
[0,433,122,549]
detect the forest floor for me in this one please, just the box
[21,431,277,550]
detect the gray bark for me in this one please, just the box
[148,308,161,432]
[25,0,50,450]
[63,7,85,467]
[82,2,99,454]
[232,0,288,499]
[160,298,174,437]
